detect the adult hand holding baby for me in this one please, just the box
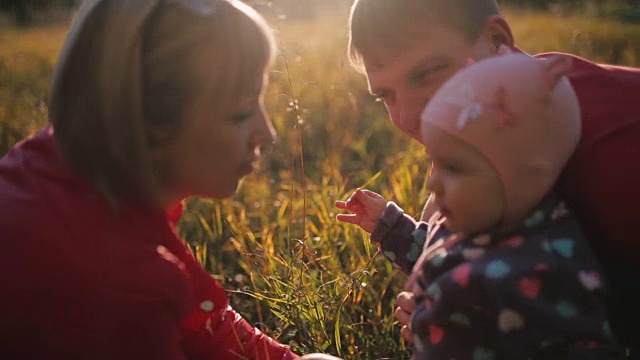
[394,247,433,344]
[395,290,417,343]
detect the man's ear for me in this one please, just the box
[497,44,515,56]
[540,55,573,90]
[480,15,515,54]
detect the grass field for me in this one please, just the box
[1,5,639,359]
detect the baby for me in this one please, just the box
[336,52,623,359]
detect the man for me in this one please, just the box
[348,0,640,356]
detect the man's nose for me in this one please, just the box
[389,106,420,140]
[394,98,430,140]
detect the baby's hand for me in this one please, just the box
[334,189,387,233]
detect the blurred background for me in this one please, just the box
[1,0,638,358]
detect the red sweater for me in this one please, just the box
[0,129,298,360]
[548,53,640,265]
[539,52,640,348]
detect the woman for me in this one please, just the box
[0,0,331,358]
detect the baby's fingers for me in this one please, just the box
[334,200,349,210]
[335,200,363,213]
[336,213,359,224]
[339,191,364,207]
[357,189,385,200]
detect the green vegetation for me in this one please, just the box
[1,5,638,359]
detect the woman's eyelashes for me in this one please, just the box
[373,90,392,103]
[442,163,456,173]
[231,109,256,124]
[437,159,463,174]
[232,96,263,124]
[442,163,460,174]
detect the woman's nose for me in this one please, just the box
[252,107,276,150]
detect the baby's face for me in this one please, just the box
[420,53,580,230]
[424,125,505,234]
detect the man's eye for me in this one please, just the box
[414,64,450,84]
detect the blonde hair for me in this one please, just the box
[348,0,500,72]
[49,0,276,207]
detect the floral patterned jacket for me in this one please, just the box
[371,194,623,359]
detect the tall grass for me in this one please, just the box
[506,8,640,64]
[1,6,639,359]
[0,25,65,153]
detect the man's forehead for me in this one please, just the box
[365,52,453,83]
[362,45,411,71]
[359,24,442,66]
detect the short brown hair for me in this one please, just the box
[348,0,501,71]
[49,0,275,207]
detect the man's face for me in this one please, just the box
[364,24,493,140]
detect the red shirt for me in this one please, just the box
[542,53,640,265]
[539,52,640,348]
[0,129,298,359]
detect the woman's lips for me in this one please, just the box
[239,160,257,175]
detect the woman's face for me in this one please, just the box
[158,73,275,205]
